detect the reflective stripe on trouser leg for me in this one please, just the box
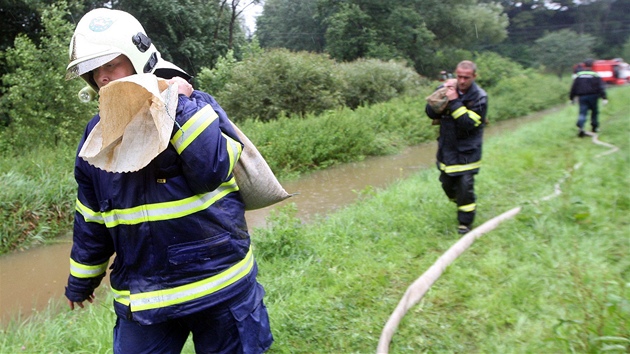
[456,173,476,225]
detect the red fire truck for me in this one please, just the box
[591,59,630,85]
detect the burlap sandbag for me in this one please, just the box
[426,86,449,114]
[79,74,177,173]
[229,122,292,210]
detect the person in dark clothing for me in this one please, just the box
[570,59,608,137]
[425,60,488,235]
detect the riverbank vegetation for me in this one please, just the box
[0,45,568,254]
[1,86,628,353]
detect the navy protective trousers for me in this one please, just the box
[439,172,476,226]
[113,283,273,354]
[577,94,600,131]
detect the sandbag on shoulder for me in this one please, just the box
[426,86,449,114]
[230,121,293,210]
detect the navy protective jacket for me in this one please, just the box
[569,70,607,101]
[65,90,259,325]
[425,82,488,176]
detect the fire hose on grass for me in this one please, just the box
[376,131,620,353]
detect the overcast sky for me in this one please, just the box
[242,3,263,33]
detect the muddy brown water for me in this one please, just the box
[0,112,548,324]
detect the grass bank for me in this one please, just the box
[1,87,627,352]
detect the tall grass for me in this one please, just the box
[0,144,76,252]
[1,87,627,353]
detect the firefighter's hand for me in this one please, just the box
[68,293,95,310]
[444,79,458,101]
[169,77,193,97]
[602,99,608,105]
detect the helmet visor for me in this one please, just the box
[66,53,121,80]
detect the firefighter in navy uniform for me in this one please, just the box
[425,60,488,235]
[570,58,607,137]
[64,8,273,353]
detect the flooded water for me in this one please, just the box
[0,111,549,324]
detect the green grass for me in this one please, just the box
[1,87,627,353]
[0,144,76,252]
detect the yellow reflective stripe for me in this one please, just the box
[76,179,239,227]
[101,178,239,227]
[70,258,108,278]
[76,199,105,224]
[452,106,467,119]
[439,160,482,174]
[458,203,476,212]
[112,287,130,306]
[452,106,482,126]
[111,248,254,311]
[171,105,218,154]
[468,111,482,126]
[223,132,242,179]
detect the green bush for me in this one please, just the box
[473,51,529,89]
[0,3,98,153]
[195,40,265,95]
[195,50,238,95]
[337,58,427,109]
[199,49,345,122]
[488,72,568,121]
[196,50,428,122]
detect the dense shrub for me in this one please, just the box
[337,58,426,109]
[472,51,528,89]
[0,4,97,154]
[197,49,345,122]
[487,72,568,121]
[195,50,239,96]
[196,49,427,122]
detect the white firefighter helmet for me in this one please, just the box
[66,8,189,92]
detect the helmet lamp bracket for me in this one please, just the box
[132,32,152,53]
[144,52,158,73]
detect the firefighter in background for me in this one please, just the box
[64,8,273,353]
[425,60,488,235]
[439,70,454,81]
[570,58,608,137]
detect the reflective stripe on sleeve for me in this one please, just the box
[171,105,218,154]
[452,106,482,126]
[76,199,105,224]
[111,247,255,312]
[439,160,481,174]
[70,258,109,278]
[223,132,243,179]
[452,106,467,119]
[76,178,239,227]
[458,203,476,212]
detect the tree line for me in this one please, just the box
[255,0,630,75]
